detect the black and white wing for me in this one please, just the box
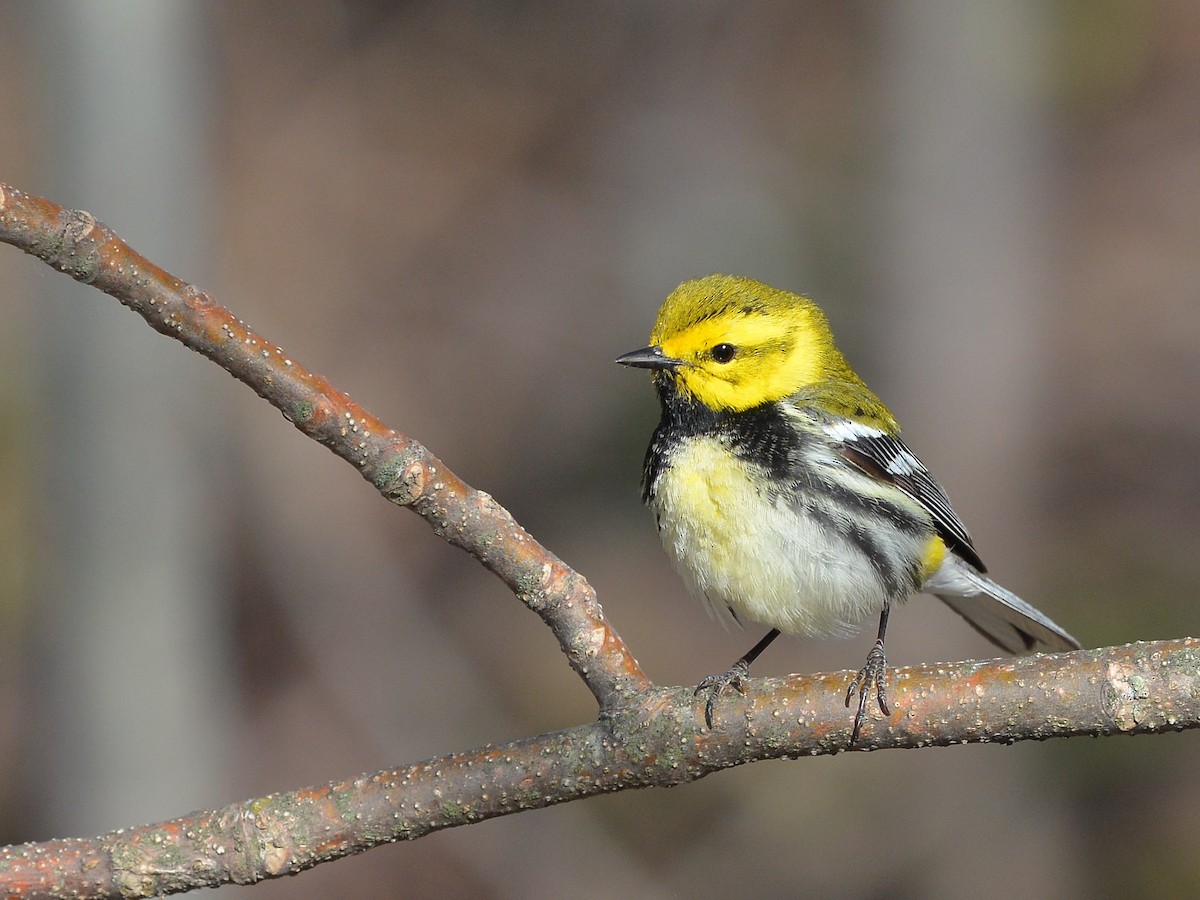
[821,417,1080,652]
[820,418,986,572]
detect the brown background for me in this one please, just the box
[1,2,1198,897]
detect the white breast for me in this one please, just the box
[650,435,920,638]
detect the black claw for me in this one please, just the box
[845,640,890,744]
[694,630,780,729]
[695,661,750,728]
[850,685,870,745]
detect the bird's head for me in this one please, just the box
[617,274,863,414]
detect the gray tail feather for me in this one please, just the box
[935,568,1081,655]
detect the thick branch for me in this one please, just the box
[0,640,1196,897]
[0,182,646,711]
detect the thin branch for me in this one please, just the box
[0,182,646,713]
[2,183,1197,898]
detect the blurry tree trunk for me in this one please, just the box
[28,0,233,835]
[875,0,1051,575]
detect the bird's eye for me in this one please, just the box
[710,343,737,363]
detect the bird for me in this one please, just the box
[616,274,1081,742]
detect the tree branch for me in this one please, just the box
[1,182,1196,898]
[1,641,1197,897]
[0,182,645,713]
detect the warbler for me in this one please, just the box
[617,274,1080,742]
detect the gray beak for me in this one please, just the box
[615,345,684,370]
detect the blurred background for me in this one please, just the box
[0,1,1198,897]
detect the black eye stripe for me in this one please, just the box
[711,343,737,363]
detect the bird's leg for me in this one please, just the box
[695,628,781,728]
[845,605,892,743]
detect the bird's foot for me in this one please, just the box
[845,640,891,744]
[695,660,751,728]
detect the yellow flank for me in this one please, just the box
[920,536,948,581]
